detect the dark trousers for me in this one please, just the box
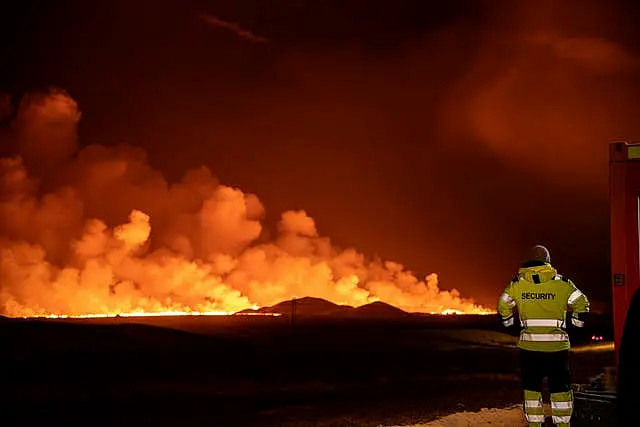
[520,349,571,393]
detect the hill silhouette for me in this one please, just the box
[238,297,410,318]
[239,297,355,316]
[354,301,409,318]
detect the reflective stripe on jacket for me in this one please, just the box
[497,261,590,352]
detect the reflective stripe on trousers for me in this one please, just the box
[520,333,568,342]
[524,400,542,408]
[523,389,544,426]
[551,401,573,410]
[551,390,573,426]
[521,319,565,328]
[525,414,545,423]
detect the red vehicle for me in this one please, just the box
[609,142,640,359]
[572,142,640,425]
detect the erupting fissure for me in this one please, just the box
[0,89,493,318]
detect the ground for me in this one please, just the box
[386,405,526,426]
[1,314,613,426]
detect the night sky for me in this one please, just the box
[3,0,640,310]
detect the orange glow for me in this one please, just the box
[21,311,283,319]
[441,309,465,315]
[0,90,495,320]
[2,201,494,318]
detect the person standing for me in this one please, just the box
[498,245,590,427]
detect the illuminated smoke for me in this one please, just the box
[0,90,489,317]
[13,89,81,175]
[441,1,640,191]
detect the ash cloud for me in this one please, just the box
[0,90,487,316]
[256,0,635,305]
[3,0,634,311]
[441,1,640,191]
[13,89,80,176]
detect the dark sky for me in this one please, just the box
[2,0,640,310]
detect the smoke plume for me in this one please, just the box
[0,90,488,317]
[441,1,640,191]
[12,89,81,176]
[4,1,635,312]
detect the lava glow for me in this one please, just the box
[0,89,494,319]
[22,311,282,319]
[441,309,465,315]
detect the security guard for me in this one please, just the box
[498,245,590,427]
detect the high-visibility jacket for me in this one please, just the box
[497,261,590,352]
